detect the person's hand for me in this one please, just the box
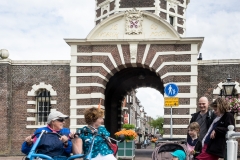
[210,130,216,139]
[59,135,68,143]
[190,150,195,155]
[25,135,33,145]
[69,131,78,139]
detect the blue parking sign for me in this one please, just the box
[164,83,179,97]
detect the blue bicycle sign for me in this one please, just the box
[164,83,179,97]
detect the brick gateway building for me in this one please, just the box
[0,0,240,156]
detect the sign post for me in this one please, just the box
[164,83,179,139]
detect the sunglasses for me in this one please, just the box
[56,118,65,122]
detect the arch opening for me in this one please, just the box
[104,67,164,136]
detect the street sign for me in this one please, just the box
[164,83,179,97]
[164,97,179,107]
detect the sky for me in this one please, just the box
[1,0,240,118]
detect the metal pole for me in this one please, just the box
[170,106,172,138]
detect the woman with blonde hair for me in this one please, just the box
[72,107,116,160]
[196,97,235,160]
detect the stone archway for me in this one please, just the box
[66,9,203,138]
[104,67,164,136]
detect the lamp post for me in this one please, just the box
[220,76,236,97]
[220,76,236,160]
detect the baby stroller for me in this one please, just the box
[152,138,189,160]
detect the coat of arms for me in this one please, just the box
[125,8,143,35]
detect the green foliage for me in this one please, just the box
[122,124,135,130]
[149,116,164,134]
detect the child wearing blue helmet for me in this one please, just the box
[171,150,186,160]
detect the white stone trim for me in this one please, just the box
[10,60,70,65]
[27,82,57,96]
[26,125,46,129]
[163,135,187,138]
[156,62,196,72]
[129,43,138,65]
[161,72,197,79]
[71,45,77,55]
[70,93,105,100]
[27,109,36,112]
[70,105,105,109]
[163,125,188,128]
[27,101,35,105]
[51,100,57,104]
[70,63,113,76]
[70,73,109,82]
[199,59,240,65]
[27,117,36,121]
[235,116,240,120]
[164,105,197,109]
[70,125,87,129]
[73,52,119,71]
[152,50,195,67]
[141,44,150,64]
[164,93,197,98]
[164,82,198,86]
[70,115,84,119]
[70,83,106,89]
[117,44,126,68]
[71,56,77,66]
[163,115,191,118]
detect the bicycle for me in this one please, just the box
[24,128,125,160]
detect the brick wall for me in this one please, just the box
[178,17,184,25]
[160,12,167,20]
[198,64,240,102]
[160,0,167,9]
[0,64,11,154]
[177,0,184,4]
[177,26,184,35]
[0,64,70,155]
[178,6,184,16]
[97,0,106,6]
[110,1,115,11]
[119,0,155,8]
[169,8,175,13]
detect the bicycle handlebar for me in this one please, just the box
[31,131,62,139]
[74,129,124,143]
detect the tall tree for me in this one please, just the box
[149,116,164,134]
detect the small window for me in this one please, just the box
[36,89,51,125]
[169,16,174,26]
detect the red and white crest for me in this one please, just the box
[125,8,143,35]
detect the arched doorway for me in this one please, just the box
[105,67,164,136]
[66,9,203,139]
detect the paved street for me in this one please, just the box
[1,144,239,160]
[0,145,154,160]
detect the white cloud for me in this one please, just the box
[1,1,240,60]
[0,0,95,60]
[186,0,240,60]
[136,88,164,119]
